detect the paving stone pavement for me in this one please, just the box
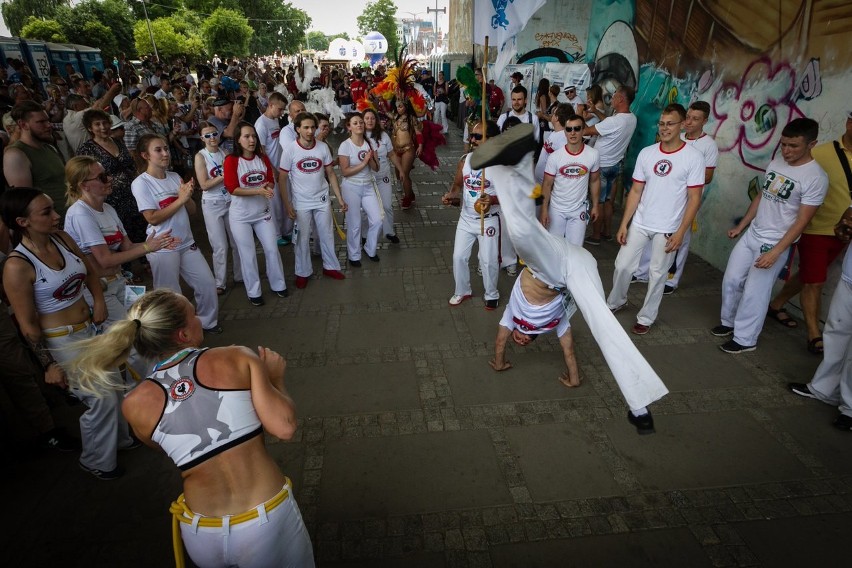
[4,125,851,567]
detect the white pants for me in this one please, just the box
[453,213,501,300]
[229,213,287,298]
[808,279,852,417]
[294,206,340,277]
[489,153,668,411]
[343,179,381,260]
[46,323,132,471]
[434,101,448,133]
[360,174,395,237]
[271,181,294,239]
[202,197,242,289]
[148,246,219,329]
[720,230,788,347]
[84,277,149,378]
[547,204,589,247]
[180,481,315,568]
[608,225,675,326]
[634,228,691,288]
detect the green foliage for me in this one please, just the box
[357,0,399,57]
[52,1,134,61]
[200,7,252,58]
[1,0,67,37]
[129,0,183,21]
[306,31,350,53]
[20,16,66,42]
[134,18,190,60]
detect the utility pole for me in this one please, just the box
[138,0,159,62]
[426,1,446,53]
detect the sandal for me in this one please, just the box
[807,336,824,355]
[767,307,798,328]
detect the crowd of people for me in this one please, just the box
[0,50,850,568]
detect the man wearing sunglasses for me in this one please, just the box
[442,121,503,310]
[606,104,705,336]
[540,114,600,246]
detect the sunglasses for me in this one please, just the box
[202,131,220,139]
[85,172,110,183]
[565,126,583,132]
[469,133,483,140]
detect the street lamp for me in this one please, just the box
[401,11,427,56]
[137,0,159,62]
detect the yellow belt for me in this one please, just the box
[43,320,90,338]
[102,274,121,283]
[169,481,291,568]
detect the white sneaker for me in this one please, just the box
[505,264,519,277]
[448,294,472,306]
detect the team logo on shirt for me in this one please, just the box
[158,196,178,209]
[209,165,223,177]
[653,160,673,177]
[357,149,369,161]
[169,377,195,401]
[297,158,323,173]
[512,316,560,333]
[240,171,266,185]
[463,173,491,192]
[52,273,86,302]
[559,164,588,178]
[271,130,280,139]
[485,226,496,237]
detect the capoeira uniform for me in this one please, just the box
[721,158,827,347]
[452,154,502,301]
[279,138,341,277]
[499,273,574,338]
[634,132,719,286]
[223,153,287,299]
[534,129,563,184]
[12,236,133,472]
[607,143,705,327]
[133,172,219,328]
[339,138,381,261]
[198,148,242,289]
[149,348,314,568]
[805,237,852,417]
[487,150,669,413]
[366,130,396,237]
[543,143,600,246]
[256,113,290,239]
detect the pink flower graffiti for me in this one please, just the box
[711,57,804,172]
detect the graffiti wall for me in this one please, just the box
[507,0,851,270]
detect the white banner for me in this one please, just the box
[473,0,547,46]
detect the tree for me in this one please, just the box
[305,31,349,53]
[129,0,183,22]
[1,0,68,37]
[134,18,191,60]
[19,16,66,42]
[357,0,399,57]
[53,1,135,61]
[200,7,252,58]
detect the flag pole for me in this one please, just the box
[480,35,489,236]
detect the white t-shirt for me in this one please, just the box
[682,132,719,171]
[223,154,276,222]
[535,130,564,183]
[255,114,282,171]
[279,139,333,210]
[132,172,194,250]
[496,109,539,141]
[277,123,297,156]
[751,158,828,244]
[631,142,706,233]
[338,138,375,184]
[499,275,571,337]
[544,143,600,214]
[460,153,498,219]
[367,131,393,179]
[64,200,125,255]
[198,149,231,202]
[594,112,637,167]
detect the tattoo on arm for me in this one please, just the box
[28,337,57,370]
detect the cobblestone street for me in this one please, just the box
[5,125,851,568]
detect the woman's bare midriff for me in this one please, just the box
[39,298,93,330]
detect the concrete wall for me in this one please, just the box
[452,0,852,271]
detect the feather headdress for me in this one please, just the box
[370,46,427,117]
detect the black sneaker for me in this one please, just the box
[39,427,81,452]
[203,325,223,334]
[80,462,125,480]
[386,234,400,244]
[833,414,852,431]
[484,299,499,311]
[710,325,734,337]
[349,259,362,267]
[787,382,816,399]
[366,254,380,262]
[628,410,655,435]
[470,123,536,169]
[249,296,265,307]
[119,438,143,451]
[663,285,675,295]
[719,339,756,353]
[274,289,289,298]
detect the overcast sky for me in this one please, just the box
[1,1,450,43]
